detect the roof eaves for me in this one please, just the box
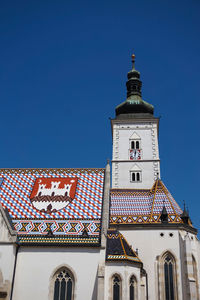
[0,168,105,174]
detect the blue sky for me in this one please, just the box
[0,0,200,231]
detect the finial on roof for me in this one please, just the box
[131,54,135,70]
[181,201,190,225]
[46,228,54,237]
[160,205,168,224]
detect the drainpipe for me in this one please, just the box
[10,242,19,300]
[146,271,148,300]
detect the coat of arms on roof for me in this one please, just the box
[30,177,78,213]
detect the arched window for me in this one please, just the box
[130,140,140,150]
[136,172,140,181]
[163,253,177,300]
[131,171,141,182]
[53,268,74,300]
[129,276,136,300]
[112,275,121,300]
[132,173,136,182]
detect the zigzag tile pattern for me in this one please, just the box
[110,180,182,224]
[12,220,100,236]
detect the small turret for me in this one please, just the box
[181,201,190,225]
[160,205,168,224]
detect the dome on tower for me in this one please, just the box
[115,54,154,118]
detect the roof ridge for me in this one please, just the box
[0,168,105,174]
[158,181,180,216]
[150,180,158,218]
[106,229,142,264]
[119,232,141,262]
[119,233,127,259]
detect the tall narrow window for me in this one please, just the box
[113,275,121,300]
[136,172,140,181]
[131,141,135,149]
[163,254,176,300]
[136,141,139,149]
[131,171,141,182]
[53,268,73,300]
[130,276,136,300]
[132,173,135,182]
[130,140,140,149]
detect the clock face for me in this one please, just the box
[130,149,141,160]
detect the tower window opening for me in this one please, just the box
[130,140,140,149]
[131,172,141,182]
[132,173,135,182]
[136,172,140,181]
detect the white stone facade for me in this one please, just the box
[0,206,17,300]
[111,119,160,189]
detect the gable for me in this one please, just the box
[129,132,141,140]
[130,164,141,171]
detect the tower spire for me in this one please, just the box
[115,54,154,118]
[126,53,142,98]
[131,54,136,70]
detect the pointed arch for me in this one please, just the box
[112,274,122,300]
[49,265,76,300]
[129,274,137,300]
[157,251,178,300]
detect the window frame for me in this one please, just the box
[129,275,137,300]
[130,139,141,150]
[49,265,76,300]
[112,274,122,300]
[158,251,178,300]
[130,171,142,183]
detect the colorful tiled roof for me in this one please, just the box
[110,180,183,225]
[106,229,141,263]
[0,168,105,245]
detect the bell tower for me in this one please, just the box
[111,54,160,189]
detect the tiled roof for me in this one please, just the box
[0,168,105,245]
[106,229,141,263]
[110,180,183,225]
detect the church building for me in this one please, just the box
[0,55,199,300]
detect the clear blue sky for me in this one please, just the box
[0,0,200,231]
